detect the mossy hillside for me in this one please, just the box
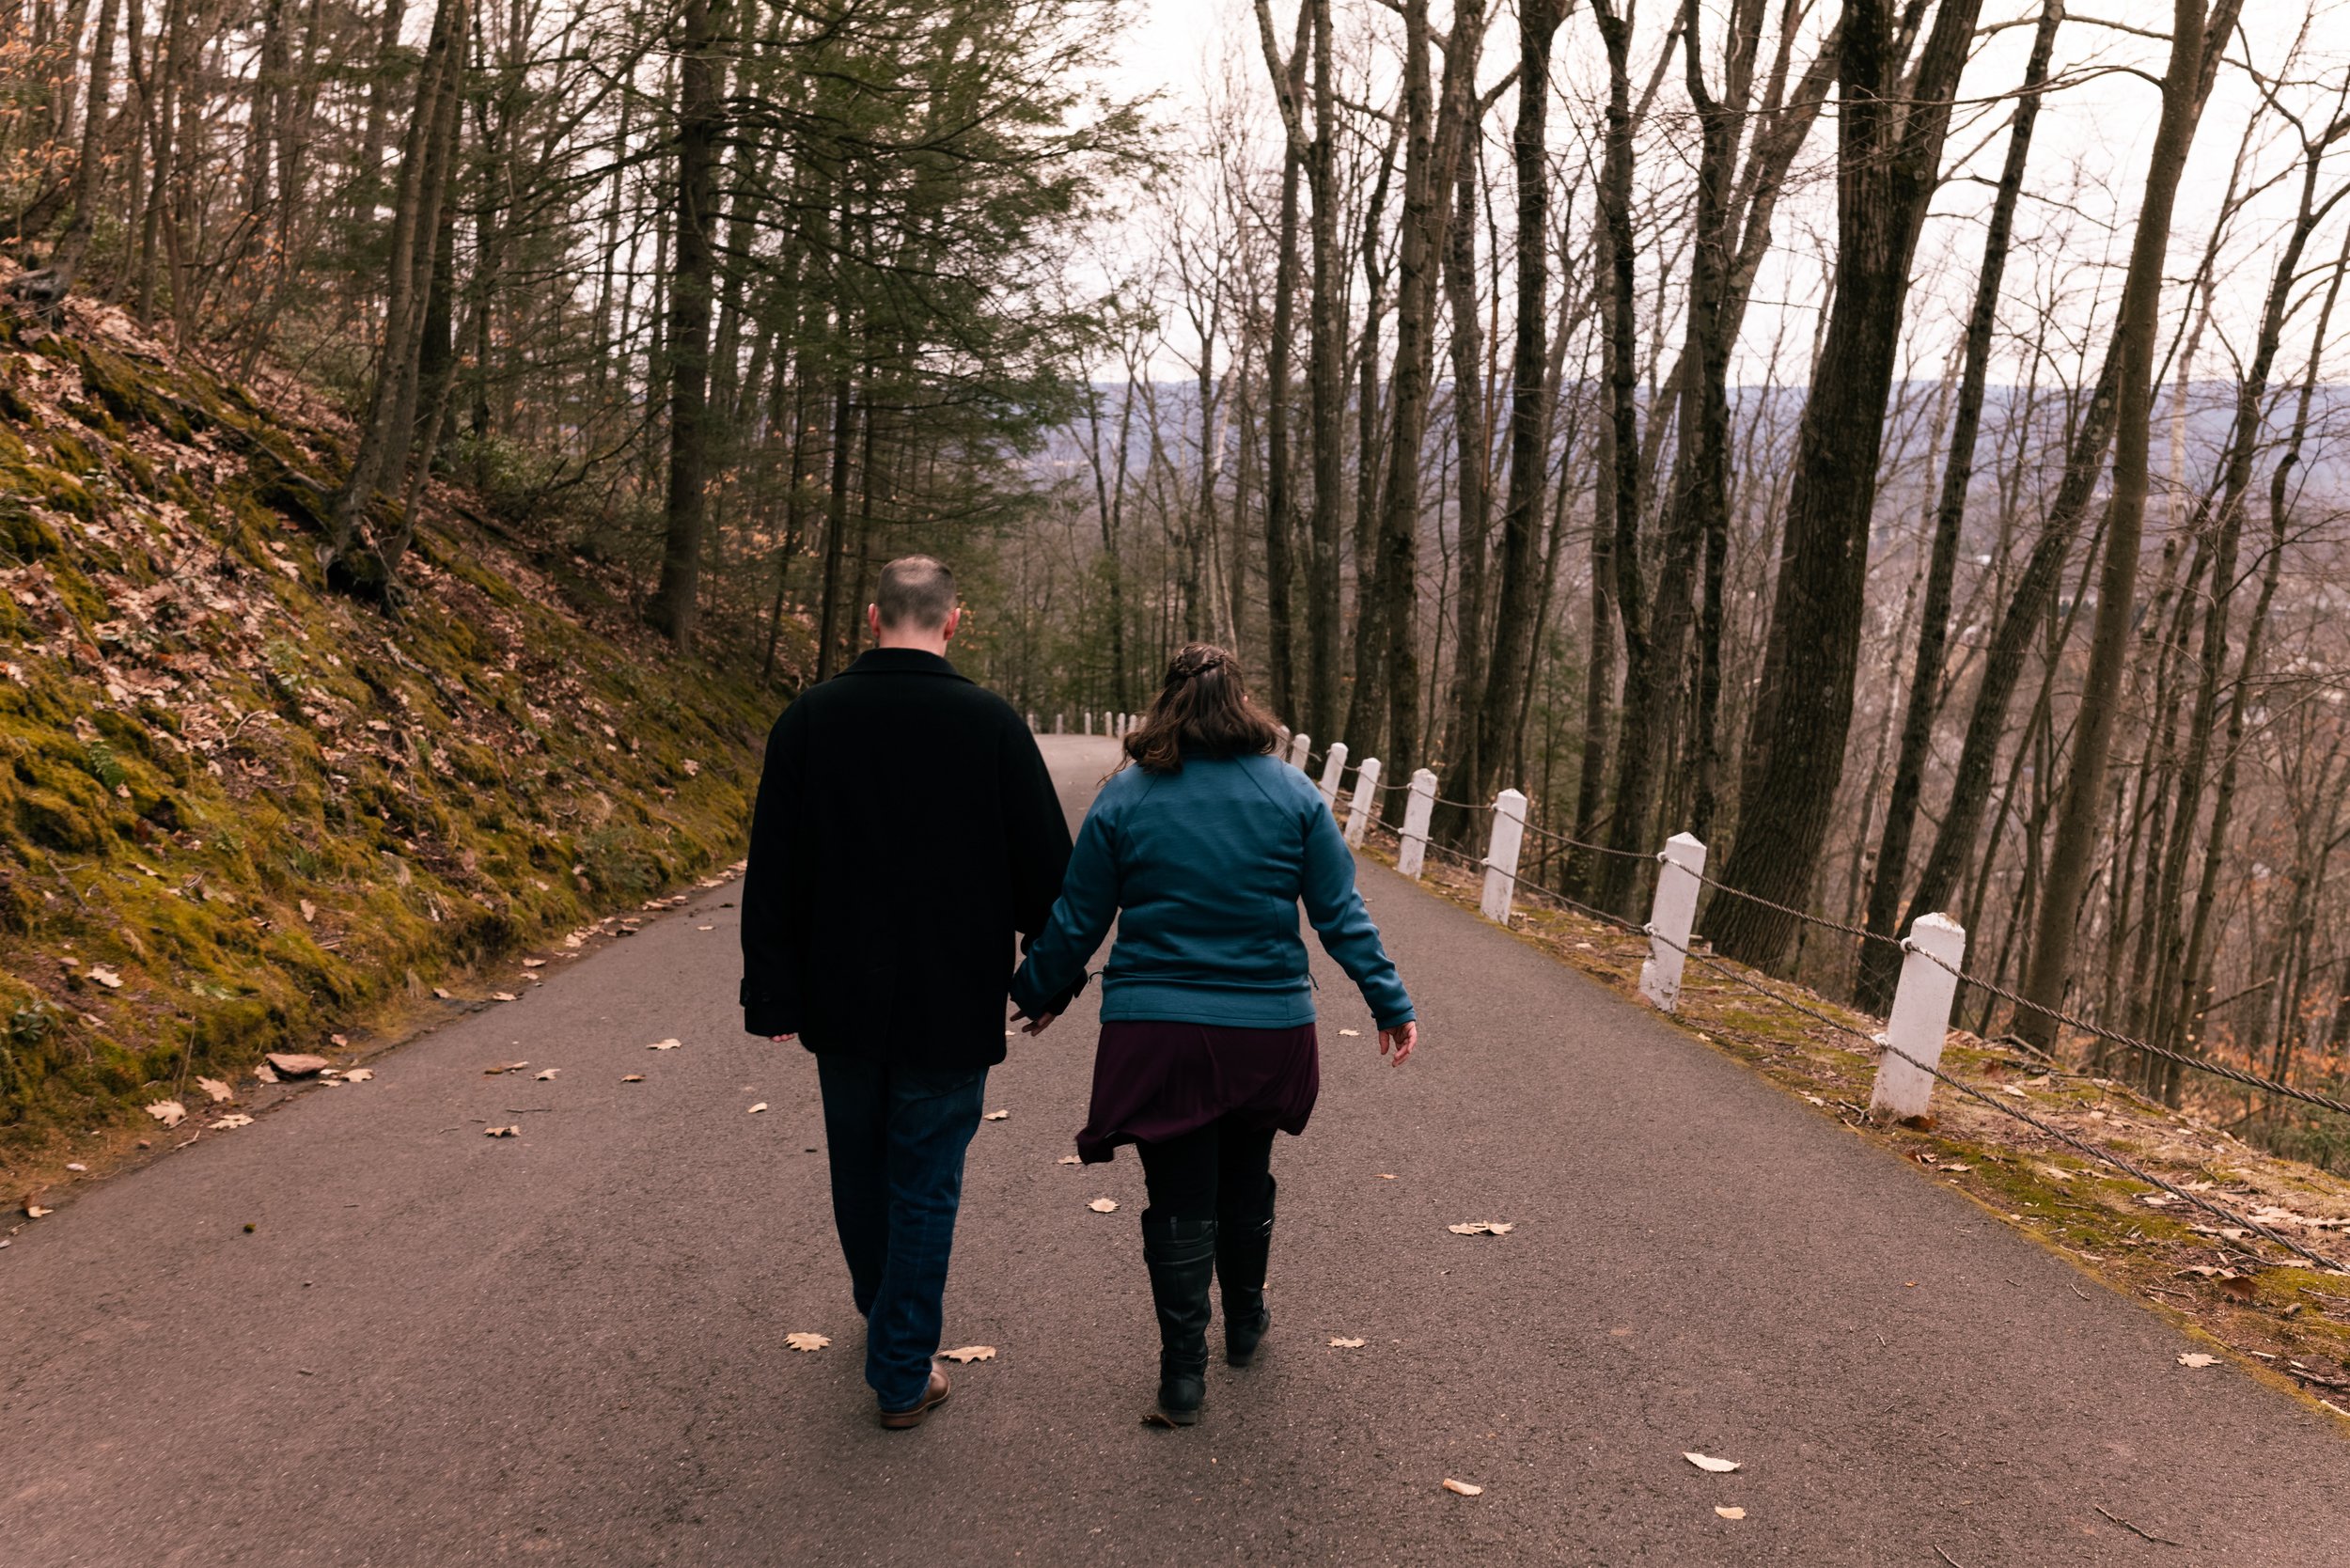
[0,301,790,1171]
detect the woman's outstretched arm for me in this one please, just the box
[1010,799,1120,1021]
[1299,799,1415,1030]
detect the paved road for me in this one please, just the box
[5,735,2344,1566]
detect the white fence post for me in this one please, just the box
[1287,730,1311,770]
[1869,913,1967,1122]
[1317,742,1349,807]
[1397,769,1437,879]
[1027,712,1038,731]
[1054,713,1064,735]
[1637,833,1708,1012]
[1480,790,1528,924]
[1344,757,1382,847]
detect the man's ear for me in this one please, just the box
[867,604,883,639]
[942,607,962,642]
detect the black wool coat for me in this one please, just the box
[739,648,1074,1069]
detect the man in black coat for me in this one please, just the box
[741,555,1073,1428]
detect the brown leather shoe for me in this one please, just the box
[878,1366,951,1430]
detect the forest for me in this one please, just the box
[5,0,2350,1164]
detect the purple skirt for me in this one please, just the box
[1076,1020,1321,1164]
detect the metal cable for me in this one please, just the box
[1908,948,2350,1122]
[1420,839,2348,1274]
[1518,817,1661,863]
[1690,869,1901,949]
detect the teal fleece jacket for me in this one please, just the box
[1009,751,1414,1030]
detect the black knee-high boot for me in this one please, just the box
[1217,1175,1275,1366]
[1141,1211,1217,1424]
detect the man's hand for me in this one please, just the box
[771,1033,796,1044]
[1020,1012,1058,1038]
[1379,1021,1417,1065]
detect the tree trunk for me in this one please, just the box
[650,0,726,649]
[1854,0,2061,1009]
[1704,0,1984,969]
[2016,0,2244,1047]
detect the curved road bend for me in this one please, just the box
[4,735,2343,1565]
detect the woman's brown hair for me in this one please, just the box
[1123,643,1282,775]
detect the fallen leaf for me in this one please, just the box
[1441,1479,1483,1497]
[697,924,714,931]
[1378,1173,1397,1180]
[64,1162,86,1171]
[299,899,317,922]
[212,1114,254,1130]
[492,992,519,1002]
[748,1103,768,1114]
[26,1204,51,1218]
[484,1060,529,1075]
[432,987,452,1000]
[344,1068,372,1083]
[621,1074,644,1083]
[648,1038,681,1051]
[1088,1198,1119,1213]
[785,1332,829,1352]
[2218,1276,2257,1302]
[196,1076,234,1103]
[1330,1337,1367,1348]
[521,958,546,968]
[145,1100,187,1128]
[940,1345,996,1363]
[1338,1028,1361,1037]
[485,1125,519,1137]
[266,1053,329,1077]
[1448,1221,1514,1236]
[983,1109,1010,1121]
[535,1069,559,1081]
[1057,1154,1081,1166]
[1683,1452,1740,1473]
[2177,1352,2217,1368]
[1715,1506,1746,1520]
[88,966,123,989]
[253,1062,278,1084]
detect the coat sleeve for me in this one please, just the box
[739,703,807,1036]
[1001,716,1074,941]
[1009,793,1117,1019]
[1299,792,1416,1029]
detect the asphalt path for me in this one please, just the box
[5,734,2344,1566]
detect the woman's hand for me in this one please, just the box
[1379,1021,1416,1065]
[1020,1011,1058,1037]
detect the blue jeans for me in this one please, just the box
[815,1056,988,1412]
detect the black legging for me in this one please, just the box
[1134,1116,1276,1224]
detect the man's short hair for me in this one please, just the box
[874,556,957,631]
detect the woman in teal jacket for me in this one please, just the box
[1011,644,1416,1426]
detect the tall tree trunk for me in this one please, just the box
[1854,0,2061,1008]
[650,0,726,649]
[1437,155,1491,795]
[1704,0,1984,969]
[2015,0,2245,1047]
[1341,114,1402,759]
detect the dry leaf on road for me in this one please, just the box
[212,1114,254,1130]
[1377,1173,1397,1180]
[88,966,123,989]
[2177,1352,2218,1368]
[1448,1221,1513,1236]
[535,1069,559,1081]
[1715,1507,1746,1520]
[485,1060,529,1075]
[522,959,546,968]
[344,1068,373,1083]
[485,1125,519,1137]
[1057,1154,1081,1166]
[26,1204,51,1218]
[748,1103,768,1114]
[1330,1338,1367,1348]
[1338,1028,1361,1037]
[621,1074,644,1082]
[940,1345,996,1363]
[432,987,452,999]
[1683,1452,1740,1473]
[196,1076,234,1103]
[1441,1479,1483,1497]
[1089,1198,1119,1213]
[785,1332,829,1352]
[982,1109,1010,1121]
[492,992,518,1002]
[145,1101,187,1128]
[648,1038,681,1051]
